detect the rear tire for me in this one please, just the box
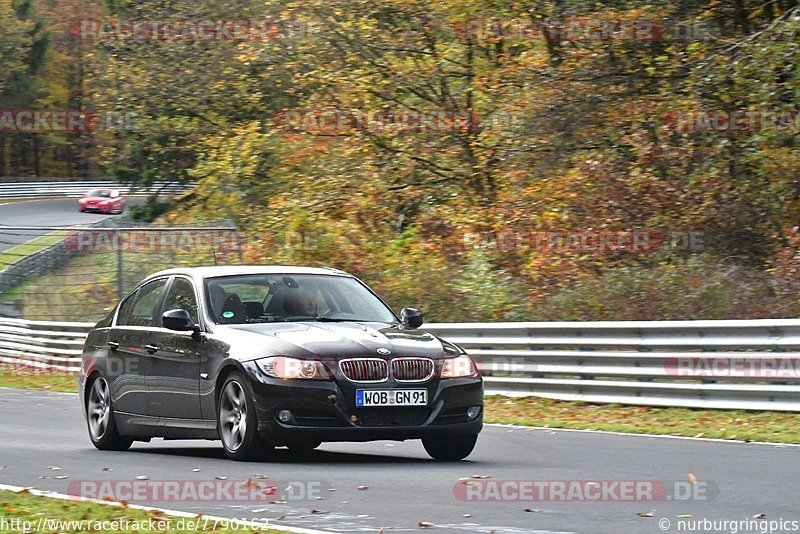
[218,372,271,461]
[86,375,132,451]
[422,434,478,461]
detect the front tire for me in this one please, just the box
[218,372,271,461]
[422,434,478,461]
[86,375,132,451]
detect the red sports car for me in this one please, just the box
[78,188,126,214]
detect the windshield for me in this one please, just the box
[204,273,397,325]
[88,189,112,198]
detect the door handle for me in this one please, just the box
[107,341,120,351]
[145,344,159,354]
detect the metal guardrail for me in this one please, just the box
[0,217,126,295]
[4,318,800,411]
[424,320,800,411]
[0,317,90,373]
[0,180,193,199]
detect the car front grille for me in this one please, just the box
[339,358,389,382]
[391,358,434,382]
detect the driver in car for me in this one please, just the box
[283,289,317,317]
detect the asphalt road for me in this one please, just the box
[1,388,798,534]
[0,198,142,252]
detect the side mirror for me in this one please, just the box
[400,307,424,329]
[162,309,200,334]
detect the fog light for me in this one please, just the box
[278,409,293,423]
[466,406,481,420]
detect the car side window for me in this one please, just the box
[121,279,167,327]
[115,291,138,326]
[161,277,199,325]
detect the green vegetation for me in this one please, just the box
[4,373,799,444]
[2,0,800,320]
[0,489,288,533]
[0,370,76,392]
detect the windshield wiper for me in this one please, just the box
[278,315,381,323]
[313,316,364,322]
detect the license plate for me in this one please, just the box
[356,389,427,407]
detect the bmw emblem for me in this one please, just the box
[377,348,391,355]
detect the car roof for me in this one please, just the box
[143,265,352,283]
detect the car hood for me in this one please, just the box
[213,321,456,360]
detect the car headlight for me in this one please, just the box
[255,356,330,380]
[441,355,479,378]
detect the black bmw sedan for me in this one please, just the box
[79,266,483,461]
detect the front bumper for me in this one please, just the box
[81,205,112,213]
[77,368,87,420]
[241,361,483,444]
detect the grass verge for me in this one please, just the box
[3,371,799,444]
[484,395,800,443]
[0,370,77,392]
[0,489,287,533]
[0,232,72,267]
